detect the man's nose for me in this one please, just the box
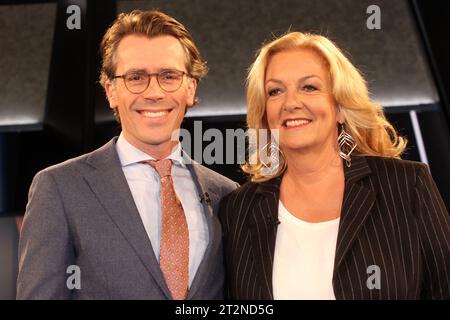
[142,75,165,100]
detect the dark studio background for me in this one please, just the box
[0,0,449,299]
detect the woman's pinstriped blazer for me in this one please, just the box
[219,155,450,299]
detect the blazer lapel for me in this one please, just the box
[83,138,172,299]
[334,155,376,271]
[249,176,282,300]
[246,154,375,300]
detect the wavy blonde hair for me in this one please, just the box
[243,32,407,182]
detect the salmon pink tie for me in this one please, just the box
[148,159,189,300]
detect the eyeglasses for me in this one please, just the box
[113,69,190,94]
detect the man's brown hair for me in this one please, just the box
[99,10,208,119]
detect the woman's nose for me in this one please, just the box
[282,90,304,112]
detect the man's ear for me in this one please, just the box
[186,78,198,108]
[104,80,117,109]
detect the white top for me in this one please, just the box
[115,133,209,287]
[273,201,340,300]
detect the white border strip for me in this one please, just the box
[409,110,429,165]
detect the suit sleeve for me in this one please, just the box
[414,164,450,299]
[16,170,75,299]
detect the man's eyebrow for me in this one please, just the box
[122,67,181,74]
[265,74,321,85]
[122,68,146,74]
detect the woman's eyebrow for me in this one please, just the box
[265,74,321,85]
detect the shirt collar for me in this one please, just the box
[116,132,186,168]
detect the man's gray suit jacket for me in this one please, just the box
[16,137,238,299]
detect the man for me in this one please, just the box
[17,10,238,300]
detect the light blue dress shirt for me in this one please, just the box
[115,133,209,287]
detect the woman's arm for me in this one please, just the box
[414,164,450,299]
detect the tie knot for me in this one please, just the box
[149,159,172,178]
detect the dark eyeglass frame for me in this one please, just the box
[113,69,190,94]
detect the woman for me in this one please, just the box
[219,32,450,300]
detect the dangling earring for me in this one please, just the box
[338,123,357,167]
[259,140,283,177]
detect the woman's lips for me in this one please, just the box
[282,118,312,129]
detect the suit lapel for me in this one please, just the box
[83,138,172,299]
[334,155,376,271]
[249,176,282,300]
[184,161,220,299]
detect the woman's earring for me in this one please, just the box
[338,123,357,167]
[259,140,282,177]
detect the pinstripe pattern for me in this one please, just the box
[219,155,450,299]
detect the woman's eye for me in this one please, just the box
[303,84,318,92]
[268,88,282,97]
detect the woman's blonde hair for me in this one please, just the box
[243,31,407,182]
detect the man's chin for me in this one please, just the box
[141,136,178,148]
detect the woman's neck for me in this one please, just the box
[282,144,344,188]
[279,144,346,222]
